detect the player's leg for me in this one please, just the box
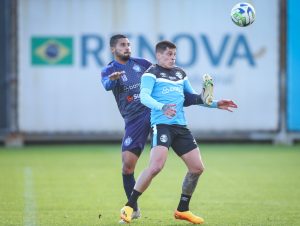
[183,74,214,107]
[120,112,150,222]
[174,148,205,224]
[120,125,171,223]
[122,150,139,205]
[135,145,168,192]
[172,129,205,224]
[202,73,214,105]
[132,124,172,192]
[120,145,168,223]
[120,149,140,223]
[133,124,171,193]
[120,151,140,224]
[179,147,205,208]
[183,92,204,106]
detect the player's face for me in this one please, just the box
[157,47,176,69]
[112,38,131,63]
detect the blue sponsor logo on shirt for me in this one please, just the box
[162,86,183,94]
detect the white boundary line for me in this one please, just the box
[24,167,37,226]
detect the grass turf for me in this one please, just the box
[0,144,300,226]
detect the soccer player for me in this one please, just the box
[120,40,237,224]
[101,35,206,222]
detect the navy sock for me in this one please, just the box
[122,173,138,210]
[177,194,191,212]
[183,92,204,106]
[126,189,142,209]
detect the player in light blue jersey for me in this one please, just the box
[101,35,206,222]
[120,41,237,224]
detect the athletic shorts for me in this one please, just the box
[150,124,198,156]
[122,110,151,157]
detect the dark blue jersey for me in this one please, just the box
[101,57,152,123]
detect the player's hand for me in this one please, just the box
[217,100,238,112]
[162,104,176,118]
[108,71,124,81]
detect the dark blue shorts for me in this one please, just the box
[150,124,197,156]
[122,110,151,157]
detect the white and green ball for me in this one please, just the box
[231,2,256,27]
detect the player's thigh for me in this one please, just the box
[148,145,168,171]
[180,148,205,173]
[150,124,172,169]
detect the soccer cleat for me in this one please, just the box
[174,210,204,224]
[119,208,141,223]
[202,73,214,106]
[132,208,141,220]
[120,206,133,223]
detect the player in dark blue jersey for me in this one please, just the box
[101,35,204,222]
[120,41,237,224]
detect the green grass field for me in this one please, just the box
[0,144,300,226]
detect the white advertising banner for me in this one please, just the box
[18,0,279,132]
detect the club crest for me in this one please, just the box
[160,134,168,143]
[133,64,141,72]
[124,136,132,146]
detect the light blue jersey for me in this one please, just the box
[140,64,197,126]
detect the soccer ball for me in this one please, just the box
[231,2,256,27]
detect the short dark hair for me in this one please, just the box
[155,40,176,53]
[110,34,127,47]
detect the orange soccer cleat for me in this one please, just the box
[174,210,204,224]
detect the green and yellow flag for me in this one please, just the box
[31,37,73,65]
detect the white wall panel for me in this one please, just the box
[18,0,279,132]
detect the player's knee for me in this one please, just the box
[122,163,135,174]
[192,165,205,175]
[149,164,164,176]
[122,167,134,175]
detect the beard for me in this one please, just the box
[116,51,131,61]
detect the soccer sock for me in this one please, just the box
[177,194,191,212]
[122,173,138,211]
[126,189,142,209]
[183,92,204,106]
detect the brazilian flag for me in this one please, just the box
[31,37,73,65]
